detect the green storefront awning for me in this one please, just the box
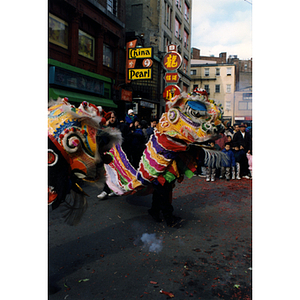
[49,88,117,108]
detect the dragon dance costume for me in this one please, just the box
[103,89,228,225]
[48,89,228,225]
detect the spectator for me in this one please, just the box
[125,109,138,126]
[226,135,233,148]
[246,150,253,178]
[128,120,146,168]
[232,124,240,137]
[220,142,236,181]
[146,118,158,140]
[97,111,119,200]
[232,123,252,154]
[140,119,149,141]
[232,143,244,180]
[215,130,228,150]
[224,121,234,138]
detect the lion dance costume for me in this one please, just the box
[48,89,227,226]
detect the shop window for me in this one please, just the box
[49,13,68,49]
[103,44,113,68]
[78,30,95,60]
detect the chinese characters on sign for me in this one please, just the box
[164,72,179,84]
[163,52,182,71]
[163,85,181,101]
[163,44,182,100]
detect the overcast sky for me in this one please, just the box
[191,0,252,60]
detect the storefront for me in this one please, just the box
[132,99,158,122]
[49,59,117,109]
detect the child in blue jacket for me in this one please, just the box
[220,142,236,181]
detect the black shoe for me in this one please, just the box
[148,209,163,222]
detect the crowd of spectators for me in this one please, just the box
[198,121,253,182]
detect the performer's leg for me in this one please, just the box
[149,181,181,226]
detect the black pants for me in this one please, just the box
[151,181,174,217]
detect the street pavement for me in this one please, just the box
[49,175,252,300]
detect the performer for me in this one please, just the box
[104,89,228,227]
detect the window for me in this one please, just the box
[184,3,190,22]
[175,18,181,39]
[225,101,231,110]
[204,85,209,93]
[107,0,118,16]
[165,4,171,29]
[204,68,209,77]
[184,30,189,48]
[227,67,232,76]
[215,84,220,93]
[191,69,196,75]
[176,0,182,8]
[78,30,95,60]
[103,44,113,68]
[193,84,198,90]
[183,58,188,74]
[226,84,231,93]
[49,14,68,49]
[216,68,220,76]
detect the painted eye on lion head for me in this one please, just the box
[185,100,208,119]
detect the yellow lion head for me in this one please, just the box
[156,89,224,144]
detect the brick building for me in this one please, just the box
[49,0,126,114]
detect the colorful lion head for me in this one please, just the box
[156,89,224,144]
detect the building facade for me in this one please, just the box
[124,0,192,119]
[191,48,252,125]
[190,60,236,123]
[49,0,126,115]
[228,55,252,124]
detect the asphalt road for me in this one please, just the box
[49,175,252,300]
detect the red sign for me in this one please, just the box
[126,39,137,84]
[163,85,181,101]
[121,89,132,102]
[163,52,182,71]
[142,58,153,68]
[164,72,179,83]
